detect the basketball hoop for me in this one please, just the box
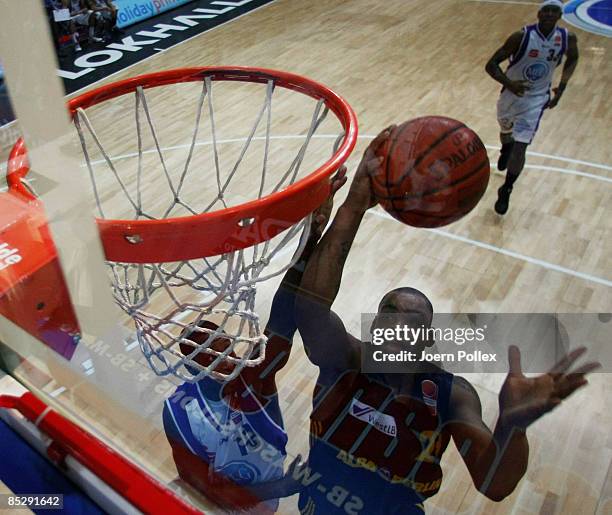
[7,66,357,383]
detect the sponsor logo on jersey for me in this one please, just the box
[523,62,550,82]
[529,49,539,57]
[219,461,260,484]
[230,410,243,425]
[350,399,397,436]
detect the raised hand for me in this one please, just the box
[344,125,395,214]
[498,345,600,430]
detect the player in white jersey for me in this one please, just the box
[485,0,578,214]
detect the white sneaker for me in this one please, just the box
[92,36,103,42]
[75,44,82,51]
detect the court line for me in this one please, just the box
[361,130,611,286]
[522,164,612,183]
[7,133,609,289]
[368,209,612,288]
[484,144,612,172]
[275,200,612,288]
[7,134,610,194]
[88,135,612,184]
[6,136,610,193]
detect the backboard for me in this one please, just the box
[0,0,354,512]
[1,1,611,514]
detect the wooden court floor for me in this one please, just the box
[0,0,610,513]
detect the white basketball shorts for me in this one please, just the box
[496,89,550,144]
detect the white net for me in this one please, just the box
[66,73,345,382]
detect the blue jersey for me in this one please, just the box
[299,370,454,515]
[163,259,301,509]
[163,376,287,509]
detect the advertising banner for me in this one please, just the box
[113,0,196,28]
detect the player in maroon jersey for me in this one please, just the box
[294,127,599,514]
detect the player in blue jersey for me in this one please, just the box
[485,0,579,214]
[294,128,599,514]
[163,171,347,513]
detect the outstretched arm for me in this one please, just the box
[264,170,346,338]
[447,375,529,502]
[298,129,390,307]
[485,31,531,97]
[548,33,579,109]
[296,129,392,368]
[256,170,348,379]
[448,346,599,501]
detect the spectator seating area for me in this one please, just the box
[44,0,119,54]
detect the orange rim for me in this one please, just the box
[7,67,358,262]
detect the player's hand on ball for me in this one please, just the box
[498,345,601,431]
[345,126,394,214]
[507,80,531,97]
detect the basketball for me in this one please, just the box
[372,116,490,228]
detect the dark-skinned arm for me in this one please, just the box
[295,129,392,369]
[485,31,531,96]
[447,376,529,501]
[448,346,599,501]
[260,170,348,376]
[548,33,579,108]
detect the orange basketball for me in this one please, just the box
[372,116,490,228]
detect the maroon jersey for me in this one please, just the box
[299,369,453,514]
